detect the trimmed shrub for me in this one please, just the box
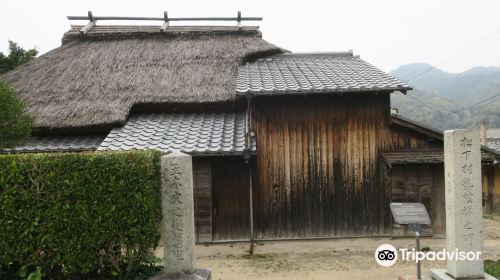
[0,150,163,279]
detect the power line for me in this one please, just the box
[451,92,500,114]
[398,92,455,114]
[395,27,500,118]
[403,28,500,83]
[404,93,440,111]
[398,90,500,118]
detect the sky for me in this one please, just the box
[1,0,500,73]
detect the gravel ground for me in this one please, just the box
[157,215,500,280]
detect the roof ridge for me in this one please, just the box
[63,25,262,43]
[270,51,354,59]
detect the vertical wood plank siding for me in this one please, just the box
[390,164,435,236]
[193,161,212,242]
[252,93,435,239]
[211,157,250,241]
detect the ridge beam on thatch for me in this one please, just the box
[237,11,242,29]
[161,11,169,32]
[80,11,95,35]
[67,11,263,29]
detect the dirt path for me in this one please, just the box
[159,215,500,280]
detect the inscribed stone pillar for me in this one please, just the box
[161,151,195,276]
[444,129,483,278]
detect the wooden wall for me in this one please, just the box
[431,164,446,235]
[495,167,500,213]
[211,157,250,241]
[482,165,500,213]
[390,164,445,236]
[251,93,438,239]
[193,161,212,242]
[391,165,433,211]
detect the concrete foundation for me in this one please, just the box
[430,269,495,280]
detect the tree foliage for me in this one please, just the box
[0,40,38,74]
[0,80,33,149]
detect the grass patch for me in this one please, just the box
[483,213,500,220]
[485,260,500,278]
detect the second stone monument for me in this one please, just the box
[151,151,211,280]
[431,129,494,280]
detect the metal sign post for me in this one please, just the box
[408,223,422,280]
[390,203,431,280]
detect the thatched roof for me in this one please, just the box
[1,25,283,133]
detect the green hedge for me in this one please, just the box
[0,151,163,279]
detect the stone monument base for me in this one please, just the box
[150,268,212,280]
[430,269,496,280]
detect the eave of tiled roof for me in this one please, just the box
[382,148,497,166]
[390,114,500,162]
[0,135,105,154]
[486,139,500,153]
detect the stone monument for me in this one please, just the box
[430,129,494,280]
[151,151,211,280]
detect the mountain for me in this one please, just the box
[390,64,500,130]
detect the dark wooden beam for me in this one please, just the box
[79,11,95,35]
[161,11,169,32]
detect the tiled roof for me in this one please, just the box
[1,135,104,153]
[383,148,498,165]
[98,113,251,155]
[391,114,443,140]
[382,149,445,165]
[487,139,500,152]
[237,52,412,95]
